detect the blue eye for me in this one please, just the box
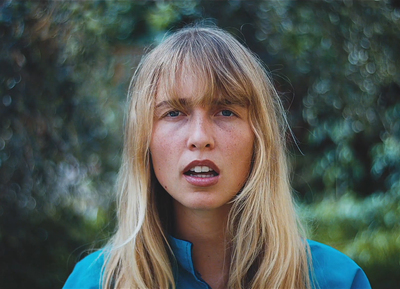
[167,111,181,117]
[220,110,234,116]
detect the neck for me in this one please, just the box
[173,202,231,241]
[172,202,231,289]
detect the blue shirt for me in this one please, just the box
[63,238,371,289]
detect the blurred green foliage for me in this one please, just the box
[0,1,399,288]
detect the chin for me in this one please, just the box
[178,197,232,212]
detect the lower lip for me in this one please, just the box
[184,174,219,187]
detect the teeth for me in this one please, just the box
[190,166,213,173]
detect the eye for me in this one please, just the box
[166,110,182,117]
[217,109,235,117]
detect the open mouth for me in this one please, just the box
[184,166,219,178]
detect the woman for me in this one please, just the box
[63,26,370,289]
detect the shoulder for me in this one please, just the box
[307,240,371,289]
[63,250,105,289]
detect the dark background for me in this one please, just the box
[1,1,399,288]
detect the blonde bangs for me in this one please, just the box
[154,29,254,109]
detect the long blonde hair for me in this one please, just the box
[102,25,312,289]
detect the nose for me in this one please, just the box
[187,112,215,150]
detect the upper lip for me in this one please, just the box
[183,160,220,174]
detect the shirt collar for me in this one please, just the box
[168,235,198,276]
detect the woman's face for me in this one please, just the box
[150,75,255,213]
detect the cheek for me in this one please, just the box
[150,129,180,178]
[225,129,254,171]
[150,131,166,169]
[150,143,168,188]
[230,129,254,156]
